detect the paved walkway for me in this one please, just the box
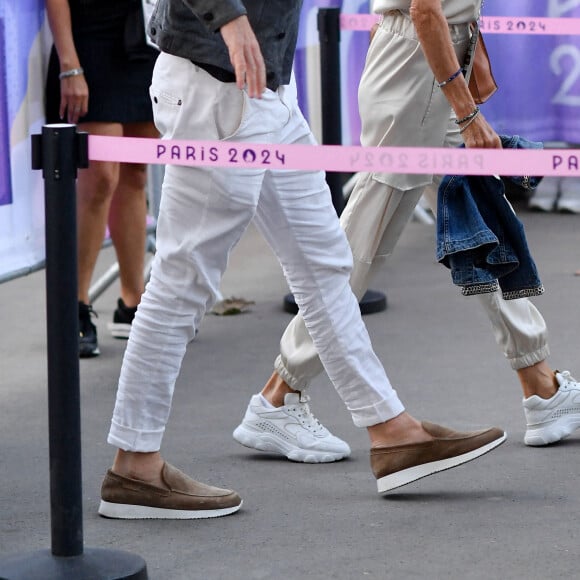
[1,205,580,579]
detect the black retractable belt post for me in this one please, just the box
[0,124,147,580]
[283,8,386,315]
[318,6,345,215]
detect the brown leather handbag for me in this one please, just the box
[466,25,498,104]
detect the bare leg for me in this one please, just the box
[112,449,165,488]
[260,371,299,407]
[76,121,123,303]
[108,161,147,307]
[517,360,558,399]
[367,412,432,447]
[108,121,158,307]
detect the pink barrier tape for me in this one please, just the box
[479,16,580,35]
[89,135,580,177]
[340,14,580,35]
[340,13,380,31]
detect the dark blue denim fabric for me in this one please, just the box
[436,135,545,300]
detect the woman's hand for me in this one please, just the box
[59,73,89,124]
[460,112,502,149]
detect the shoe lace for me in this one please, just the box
[289,394,325,434]
[79,303,98,335]
[558,370,577,388]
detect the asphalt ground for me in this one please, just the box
[1,202,580,579]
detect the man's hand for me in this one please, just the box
[220,15,266,98]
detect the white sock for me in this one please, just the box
[259,394,275,409]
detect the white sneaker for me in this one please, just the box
[528,176,559,212]
[557,177,580,213]
[233,393,351,463]
[523,371,580,446]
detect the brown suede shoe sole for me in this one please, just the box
[370,421,506,494]
[98,462,242,519]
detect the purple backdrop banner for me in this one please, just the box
[0,0,47,281]
[482,0,580,143]
[0,18,11,206]
[295,0,369,146]
[296,1,580,146]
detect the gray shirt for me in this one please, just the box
[149,0,303,91]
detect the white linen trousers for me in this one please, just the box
[108,53,406,452]
[275,11,549,391]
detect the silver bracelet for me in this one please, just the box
[459,109,481,134]
[59,67,84,80]
[455,106,480,125]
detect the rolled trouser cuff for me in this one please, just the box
[107,420,164,452]
[349,397,406,428]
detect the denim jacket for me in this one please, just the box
[149,0,303,91]
[436,135,545,300]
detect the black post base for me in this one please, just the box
[283,289,387,316]
[0,548,148,580]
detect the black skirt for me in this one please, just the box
[45,0,158,124]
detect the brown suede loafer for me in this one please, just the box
[98,462,242,519]
[370,421,506,494]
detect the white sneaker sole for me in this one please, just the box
[376,432,507,494]
[108,322,131,339]
[528,199,556,212]
[557,203,580,214]
[79,346,100,358]
[98,499,242,519]
[233,424,349,463]
[524,416,580,446]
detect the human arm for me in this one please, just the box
[410,0,500,149]
[45,0,88,123]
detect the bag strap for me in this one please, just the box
[462,21,480,82]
